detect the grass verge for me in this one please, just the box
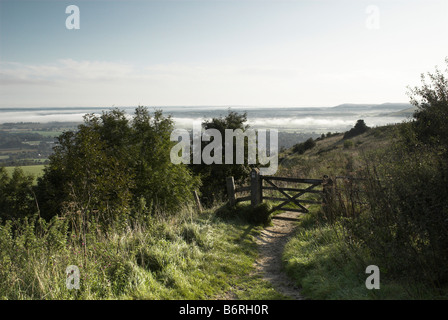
[282,206,444,300]
[0,204,289,300]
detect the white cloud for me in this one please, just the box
[0,58,413,108]
[0,59,136,83]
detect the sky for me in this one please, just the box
[0,0,447,108]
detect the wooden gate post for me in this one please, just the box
[193,190,203,213]
[226,176,236,206]
[250,168,262,207]
[322,175,334,206]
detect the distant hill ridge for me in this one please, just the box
[331,102,413,111]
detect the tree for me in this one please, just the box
[129,107,201,214]
[407,57,448,153]
[190,110,253,204]
[343,119,370,139]
[36,115,134,224]
[303,137,316,150]
[350,59,448,285]
[292,137,316,154]
[36,107,200,223]
[0,167,36,220]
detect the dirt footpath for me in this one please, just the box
[253,211,304,300]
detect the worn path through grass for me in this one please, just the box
[253,211,304,300]
[215,210,305,300]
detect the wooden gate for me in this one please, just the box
[261,176,323,213]
[226,168,331,217]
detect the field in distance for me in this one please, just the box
[2,164,45,184]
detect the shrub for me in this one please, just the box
[367,149,446,284]
[343,140,354,149]
[343,120,370,140]
[293,137,316,155]
[408,57,448,155]
[216,202,272,226]
[322,60,448,289]
[327,134,448,287]
[36,107,200,222]
[190,110,253,206]
[245,203,272,226]
[0,167,36,220]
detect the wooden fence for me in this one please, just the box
[226,168,335,216]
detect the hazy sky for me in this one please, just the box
[0,0,447,108]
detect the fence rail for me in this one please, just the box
[226,168,337,217]
[226,170,372,221]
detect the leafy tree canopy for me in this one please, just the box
[408,57,448,153]
[191,110,253,204]
[343,119,370,140]
[36,107,200,222]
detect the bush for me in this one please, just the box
[325,125,448,287]
[343,140,354,149]
[216,202,272,226]
[320,60,448,290]
[0,167,36,220]
[343,120,370,140]
[190,110,253,206]
[363,148,446,284]
[408,57,448,155]
[36,107,200,222]
[293,138,316,155]
[245,203,272,225]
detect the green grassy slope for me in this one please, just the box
[277,124,398,179]
[0,205,290,300]
[278,123,447,299]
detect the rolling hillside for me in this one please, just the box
[277,123,398,179]
[275,120,448,299]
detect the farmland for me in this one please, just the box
[2,165,45,183]
[0,122,79,167]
